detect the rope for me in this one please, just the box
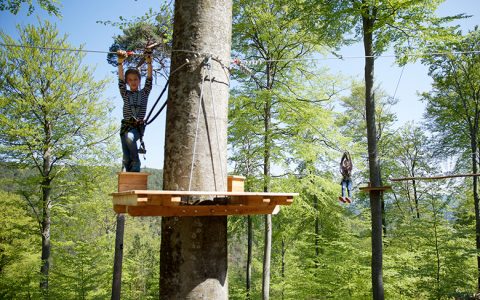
[144,80,169,125]
[188,64,208,191]
[143,60,190,124]
[144,59,192,125]
[206,57,226,191]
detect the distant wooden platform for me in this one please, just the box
[359,185,392,192]
[112,190,297,217]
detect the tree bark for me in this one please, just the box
[40,178,51,297]
[281,237,286,300]
[412,176,420,218]
[471,136,480,292]
[111,214,125,300]
[160,0,232,298]
[262,63,272,300]
[246,215,253,299]
[314,195,320,258]
[40,122,52,297]
[362,2,384,299]
[431,198,441,298]
[262,214,272,300]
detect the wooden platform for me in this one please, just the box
[359,186,392,192]
[112,190,297,217]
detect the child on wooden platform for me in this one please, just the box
[117,49,153,172]
[339,151,353,203]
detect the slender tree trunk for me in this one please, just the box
[246,215,253,299]
[471,135,480,292]
[263,214,272,300]
[412,177,420,218]
[281,237,285,300]
[159,0,232,298]
[431,198,441,299]
[314,195,320,258]
[262,62,272,300]
[246,167,253,299]
[40,179,51,296]
[40,122,52,297]
[381,196,387,236]
[362,3,384,299]
[406,182,415,215]
[111,214,125,300]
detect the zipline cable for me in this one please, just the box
[392,65,405,100]
[2,43,479,65]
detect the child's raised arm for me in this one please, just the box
[117,50,128,81]
[145,50,153,79]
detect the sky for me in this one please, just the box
[1,0,479,170]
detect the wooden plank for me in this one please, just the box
[229,195,268,206]
[147,195,182,206]
[269,196,294,205]
[112,194,141,206]
[126,204,281,217]
[111,189,296,217]
[112,190,298,197]
[113,205,126,214]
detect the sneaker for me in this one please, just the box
[345,197,352,203]
[338,196,346,203]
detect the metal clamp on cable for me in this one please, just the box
[204,56,212,70]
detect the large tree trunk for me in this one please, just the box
[362,3,384,299]
[159,0,232,298]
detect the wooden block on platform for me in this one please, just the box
[228,175,245,192]
[117,172,150,192]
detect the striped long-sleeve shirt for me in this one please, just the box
[119,77,152,120]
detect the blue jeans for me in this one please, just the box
[121,128,141,172]
[341,179,352,197]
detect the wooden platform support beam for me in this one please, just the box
[111,172,149,300]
